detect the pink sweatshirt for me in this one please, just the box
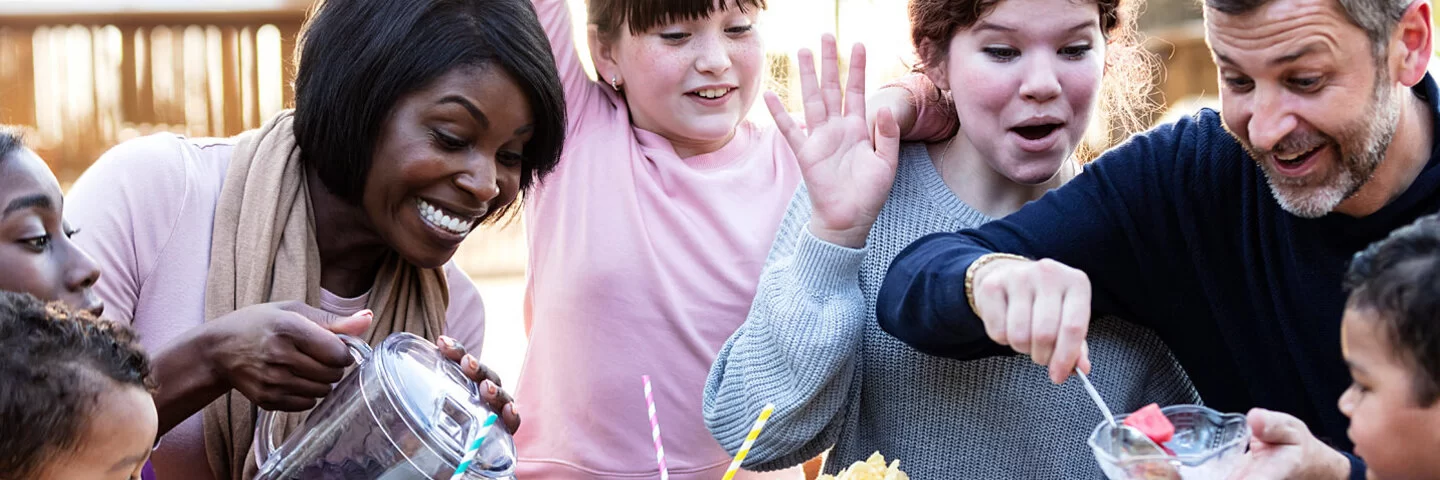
[514,1,805,478]
[64,133,489,480]
[515,1,956,478]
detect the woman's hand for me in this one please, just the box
[436,336,521,434]
[201,301,373,411]
[766,34,901,249]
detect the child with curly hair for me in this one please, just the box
[0,291,157,480]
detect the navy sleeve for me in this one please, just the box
[1341,452,1366,480]
[875,112,1223,359]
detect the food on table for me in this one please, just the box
[817,452,909,480]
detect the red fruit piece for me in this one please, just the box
[1123,403,1175,444]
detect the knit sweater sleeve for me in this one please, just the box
[703,184,869,471]
[874,111,1236,359]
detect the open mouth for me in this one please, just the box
[689,87,734,100]
[416,198,476,236]
[1011,123,1063,140]
[1274,144,1323,170]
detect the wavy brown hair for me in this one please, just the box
[908,0,1159,162]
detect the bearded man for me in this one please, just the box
[873,0,1436,477]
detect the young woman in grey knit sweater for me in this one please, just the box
[702,0,1199,477]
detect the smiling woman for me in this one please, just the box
[60,0,566,479]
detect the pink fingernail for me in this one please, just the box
[356,309,373,319]
[486,380,498,395]
[439,336,454,349]
[464,354,478,371]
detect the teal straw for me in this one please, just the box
[449,412,499,480]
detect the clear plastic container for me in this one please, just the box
[254,333,515,479]
[1088,404,1249,480]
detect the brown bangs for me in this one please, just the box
[589,0,766,36]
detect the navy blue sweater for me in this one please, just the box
[876,74,1440,460]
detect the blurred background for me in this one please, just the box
[0,0,1430,383]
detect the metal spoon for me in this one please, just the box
[1075,368,1175,460]
[1076,367,1117,427]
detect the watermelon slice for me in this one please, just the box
[1123,403,1175,444]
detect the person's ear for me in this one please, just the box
[1391,0,1432,87]
[588,25,624,91]
[920,40,950,91]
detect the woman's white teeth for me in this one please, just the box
[696,88,730,99]
[417,199,472,235]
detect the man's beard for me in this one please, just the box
[1233,76,1400,218]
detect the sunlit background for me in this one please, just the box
[0,0,1434,387]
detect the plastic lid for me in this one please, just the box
[372,332,516,477]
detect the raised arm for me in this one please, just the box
[703,187,866,469]
[874,113,1227,382]
[530,0,603,128]
[870,72,958,143]
[706,35,900,468]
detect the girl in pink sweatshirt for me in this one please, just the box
[516,1,949,478]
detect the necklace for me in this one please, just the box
[934,134,958,178]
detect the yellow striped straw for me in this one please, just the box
[721,403,775,480]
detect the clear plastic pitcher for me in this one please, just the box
[253,332,515,480]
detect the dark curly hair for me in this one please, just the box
[1344,214,1440,406]
[0,291,153,479]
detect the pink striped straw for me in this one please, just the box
[642,375,669,480]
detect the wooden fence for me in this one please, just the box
[0,4,306,181]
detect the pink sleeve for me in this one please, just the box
[531,0,609,133]
[443,260,487,351]
[65,134,192,326]
[885,73,959,143]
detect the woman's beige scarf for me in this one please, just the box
[202,111,450,479]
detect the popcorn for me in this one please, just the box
[817,452,909,480]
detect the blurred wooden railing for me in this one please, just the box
[1146,21,1222,124]
[0,2,308,181]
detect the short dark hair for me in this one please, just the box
[0,292,153,479]
[1203,0,1410,59]
[588,0,767,41]
[1344,214,1440,406]
[0,126,23,163]
[292,0,566,210]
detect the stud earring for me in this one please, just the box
[610,75,620,91]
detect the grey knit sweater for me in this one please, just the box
[702,143,1200,479]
